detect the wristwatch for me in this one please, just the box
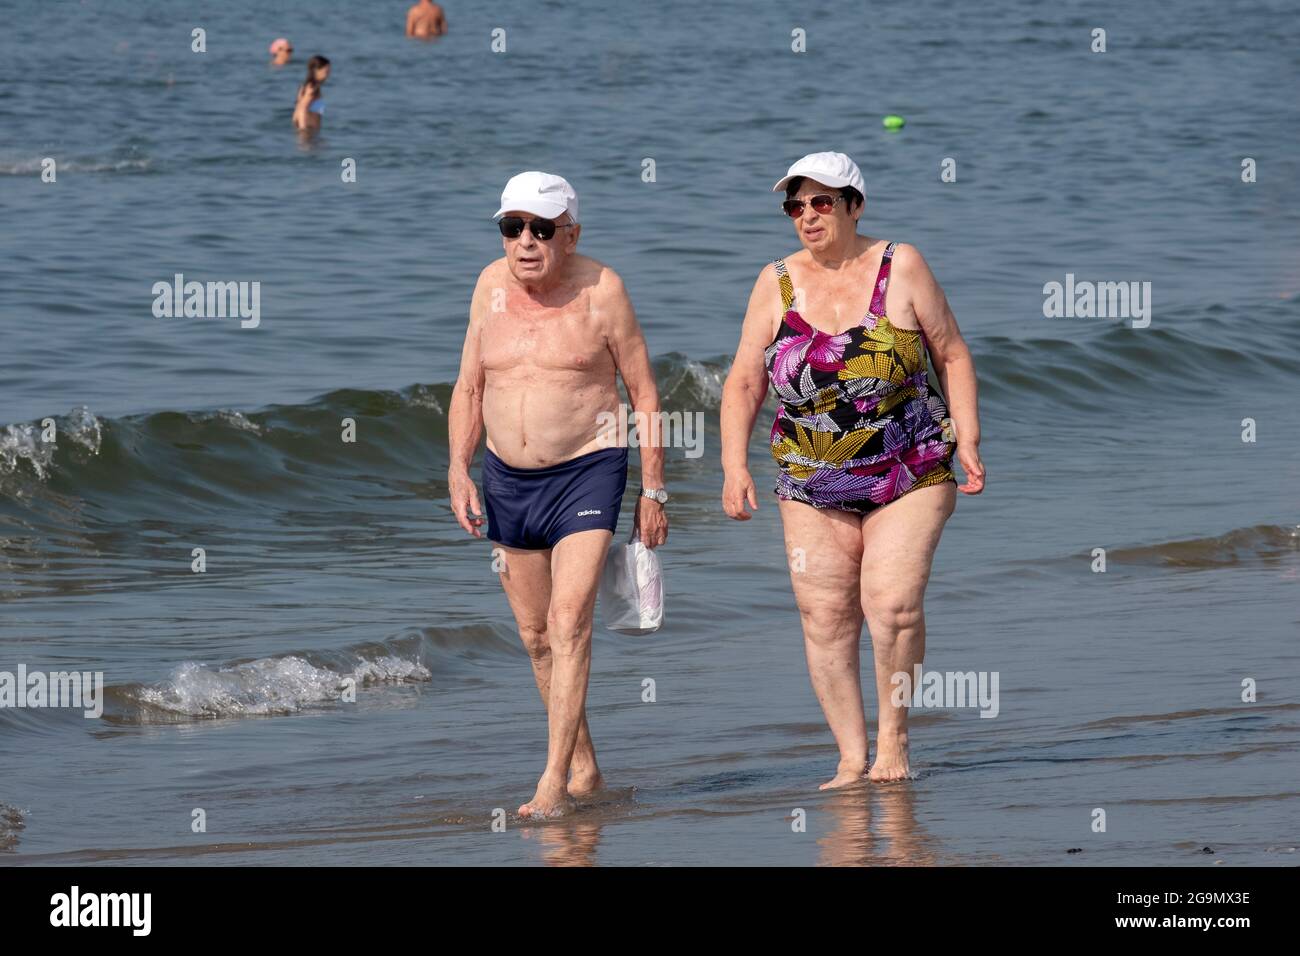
[640,487,669,504]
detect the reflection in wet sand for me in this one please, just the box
[515,786,635,866]
[817,783,943,866]
[524,820,604,867]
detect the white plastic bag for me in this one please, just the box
[599,532,663,634]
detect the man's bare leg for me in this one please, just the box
[495,544,602,797]
[518,528,612,817]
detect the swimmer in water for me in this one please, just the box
[405,0,447,39]
[292,55,330,132]
[269,38,292,67]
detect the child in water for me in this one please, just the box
[292,55,330,131]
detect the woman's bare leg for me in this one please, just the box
[859,481,956,781]
[777,499,870,789]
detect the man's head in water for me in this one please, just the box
[269,38,293,66]
[493,172,581,288]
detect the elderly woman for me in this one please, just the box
[721,151,985,789]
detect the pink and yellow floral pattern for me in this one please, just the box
[763,241,956,512]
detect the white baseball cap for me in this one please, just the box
[772,151,866,199]
[493,171,579,223]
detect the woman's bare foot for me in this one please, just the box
[868,728,911,781]
[519,774,575,818]
[819,758,869,791]
[568,765,604,798]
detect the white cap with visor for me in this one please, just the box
[772,151,865,199]
[493,171,580,223]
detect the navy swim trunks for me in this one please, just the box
[482,446,629,550]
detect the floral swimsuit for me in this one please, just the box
[764,241,957,514]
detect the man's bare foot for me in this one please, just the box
[518,776,575,818]
[568,766,604,798]
[819,758,869,791]
[868,729,911,782]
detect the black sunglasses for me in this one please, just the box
[781,194,844,218]
[497,216,576,241]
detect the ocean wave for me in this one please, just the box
[133,654,428,718]
[658,353,728,408]
[0,156,153,176]
[1106,524,1300,569]
[974,305,1300,408]
[103,623,520,723]
[1,314,1295,509]
[0,406,102,480]
[0,382,450,493]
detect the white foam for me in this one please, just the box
[191,409,263,434]
[669,358,725,406]
[0,423,55,479]
[0,406,100,479]
[136,653,431,718]
[407,386,444,414]
[62,406,103,451]
[0,157,152,176]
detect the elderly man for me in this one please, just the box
[448,171,668,818]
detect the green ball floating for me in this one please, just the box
[882,114,905,130]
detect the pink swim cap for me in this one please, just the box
[269,38,291,54]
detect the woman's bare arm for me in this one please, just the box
[896,243,980,446]
[896,243,986,493]
[720,265,779,516]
